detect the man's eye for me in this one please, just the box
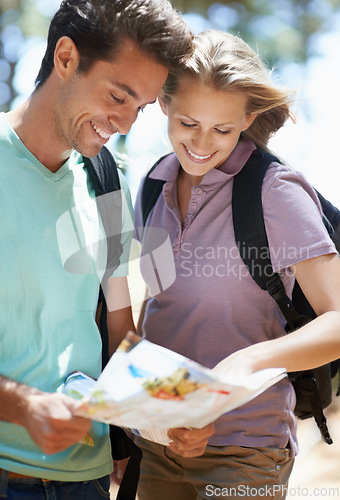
[111,94,124,104]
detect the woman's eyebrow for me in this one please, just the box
[178,113,236,126]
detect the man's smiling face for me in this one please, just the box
[54,38,169,158]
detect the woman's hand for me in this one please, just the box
[212,348,259,381]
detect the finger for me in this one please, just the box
[168,423,214,444]
[167,440,208,458]
[167,424,214,458]
[31,418,92,454]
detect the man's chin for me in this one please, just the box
[76,143,103,158]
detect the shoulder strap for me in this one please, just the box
[83,146,123,283]
[316,191,340,230]
[232,149,304,332]
[83,148,142,497]
[141,154,170,226]
[83,145,121,196]
[233,149,337,445]
[316,191,340,252]
[83,146,123,366]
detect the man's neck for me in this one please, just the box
[7,90,73,173]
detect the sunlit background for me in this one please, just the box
[1,2,340,496]
[1,0,339,206]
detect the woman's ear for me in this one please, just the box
[158,94,169,116]
[54,36,80,80]
[243,112,257,131]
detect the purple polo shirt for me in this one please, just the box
[134,140,336,455]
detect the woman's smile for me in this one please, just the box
[183,144,216,163]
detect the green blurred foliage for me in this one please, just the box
[0,0,51,111]
[1,0,340,111]
[173,0,340,64]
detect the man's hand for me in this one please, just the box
[21,392,91,454]
[167,423,215,457]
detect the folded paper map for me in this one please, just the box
[63,331,286,445]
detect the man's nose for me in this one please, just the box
[111,108,138,136]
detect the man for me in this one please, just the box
[0,0,193,498]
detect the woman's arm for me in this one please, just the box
[213,253,340,378]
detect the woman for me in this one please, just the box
[133,30,340,500]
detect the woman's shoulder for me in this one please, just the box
[260,157,335,271]
[147,151,179,181]
[262,157,322,212]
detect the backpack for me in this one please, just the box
[83,146,142,500]
[141,148,340,445]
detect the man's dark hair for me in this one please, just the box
[35,0,193,89]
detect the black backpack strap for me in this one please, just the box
[110,426,143,500]
[84,148,141,499]
[316,191,340,252]
[83,146,121,197]
[232,148,334,444]
[83,146,123,281]
[316,191,340,231]
[141,154,170,226]
[232,149,304,331]
[83,146,123,366]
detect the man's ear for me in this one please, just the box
[54,36,80,80]
[158,94,169,116]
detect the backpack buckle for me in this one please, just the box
[266,275,286,300]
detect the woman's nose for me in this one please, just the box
[191,130,212,154]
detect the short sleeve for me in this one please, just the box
[262,163,337,272]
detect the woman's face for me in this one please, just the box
[160,77,256,183]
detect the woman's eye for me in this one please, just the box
[180,121,196,128]
[215,129,231,135]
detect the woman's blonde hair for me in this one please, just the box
[162,30,294,151]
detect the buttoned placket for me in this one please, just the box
[174,185,205,254]
[185,185,203,220]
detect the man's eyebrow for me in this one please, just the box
[115,82,138,99]
[114,82,156,106]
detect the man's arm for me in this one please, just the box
[0,375,91,454]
